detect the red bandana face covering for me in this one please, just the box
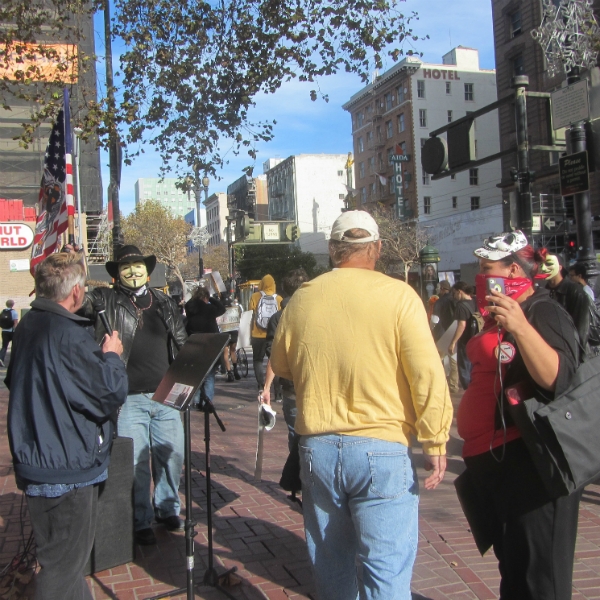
[475,273,533,320]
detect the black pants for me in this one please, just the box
[251,337,268,389]
[464,439,580,600]
[457,341,472,390]
[27,485,98,600]
[0,330,13,362]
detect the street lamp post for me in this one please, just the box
[197,175,209,279]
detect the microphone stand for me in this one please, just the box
[147,325,236,600]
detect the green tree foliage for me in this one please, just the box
[121,199,192,291]
[2,0,421,175]
[236,244,325,284]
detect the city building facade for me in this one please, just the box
[266,154,348,261]
[134,177,205,223]
[491,0,600,253]
[204,192,229,247]
[343,47,504,271]
[226,174,268,221]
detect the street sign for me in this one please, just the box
[559,151,589,196]
[391,154,411,162]
[532,215,542,232]
[532,213,566,233]
[551,80,590,130]
[262,223,280,241]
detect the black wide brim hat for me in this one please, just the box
[105,245,157,279]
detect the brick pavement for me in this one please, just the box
[0,354,600,599]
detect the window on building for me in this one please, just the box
[464,83,474,101]
[338,170,344,176]
[376,125,382,142]
[424,196,431,214]
[371,182,377,197]
[452,196,458,209]
[469,168,479,185]
[398,113,405,133]
[358,111,365,127]
[387,147,394,165]
[513,54,525,76]
[400,141,407,154]
[367,130,373,146]
[386,120,393,138]
[368,156,375,173]
[359,162,365,178]
[471,196,480,210]
[447,110,453,123]
[419,109,427,127]
[511,10,522,37]
[446,82,451,95]
[377,152,383,170]
[422,172,430,185]
[397,85,405,103]
[385,92,393,111]
[417,80,425,98]
[358,137,364,153]
[361,187,367,204]
[338,193,345,200]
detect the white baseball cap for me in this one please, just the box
[330,211,380,244]
[474,230,528,261]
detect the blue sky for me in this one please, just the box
[95,0,496,215]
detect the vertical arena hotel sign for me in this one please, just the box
[0,224,34,250]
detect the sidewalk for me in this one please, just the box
[1,358,600,599]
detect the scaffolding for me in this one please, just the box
[86,211,110,263]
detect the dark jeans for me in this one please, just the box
[464,440,581,600]
[27,485,98,600]
[251,337,268,389]
[457,341,472,390]
[0,330,13,362]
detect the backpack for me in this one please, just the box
[255,292,278,329]
[464,310,484,342]
[0,309,13,329]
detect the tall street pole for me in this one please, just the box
[512,75,533,239]
[104,0,122,256]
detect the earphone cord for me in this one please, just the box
[490,324,507,463]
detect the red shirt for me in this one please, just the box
[456,323,521,457]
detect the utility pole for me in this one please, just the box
[104,0,122,256]
[512,75,533,239]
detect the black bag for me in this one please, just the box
[587,298,600,347]
[507,353,600,498]
[0,309,13,329]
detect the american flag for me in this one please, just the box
[30,89,75,275]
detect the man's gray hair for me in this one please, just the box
[35,253,86,302]
[329,228,379,267]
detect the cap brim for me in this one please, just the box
[473,247,512,261]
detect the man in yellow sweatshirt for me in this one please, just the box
[270,211,452,600]
[248,274,282,390]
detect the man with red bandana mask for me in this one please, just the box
[456,231,580,600]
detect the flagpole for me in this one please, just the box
[63,88,75,246]
[73,127,84,247]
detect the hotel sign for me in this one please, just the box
[422,69,461,81]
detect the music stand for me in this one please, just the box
[147,333,237,600]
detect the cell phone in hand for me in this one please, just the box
[486,277,506,295]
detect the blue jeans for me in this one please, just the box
[192,366,217,407]
[118,393,184,531]
[299,434,419,600]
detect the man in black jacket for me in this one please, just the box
[7,252,127,600]
[79,245,187,546]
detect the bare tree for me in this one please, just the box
[371,205,428,280]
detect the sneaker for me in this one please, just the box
[156,515,184,531]
[135,528,157,545]
[226,370,235,382]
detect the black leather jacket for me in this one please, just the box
[80,286,187,366]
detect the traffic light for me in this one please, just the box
[565,236,577,261]
[285,223,300,242]
[234,212,251,240]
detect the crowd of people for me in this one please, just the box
[3,211,595,600]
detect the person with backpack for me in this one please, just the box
[448,282,478,390]
[0,299,19,367]
[248,274,282,391]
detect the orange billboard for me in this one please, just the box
[0,43,78,83]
